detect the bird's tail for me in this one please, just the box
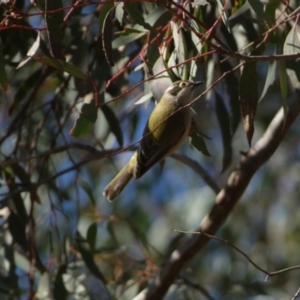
[103,164,133,202]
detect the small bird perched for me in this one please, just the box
[103,80,203,201]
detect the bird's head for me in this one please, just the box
[163,80,203,106]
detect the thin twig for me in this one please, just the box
[175,230,269,276]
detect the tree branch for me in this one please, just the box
[171,153,220,195]
[134,93,300,300]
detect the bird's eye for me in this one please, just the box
[179,82,187,88]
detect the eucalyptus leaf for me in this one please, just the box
[45,0,65,60]
[215,92,232,172]
[0,39,7,91]
[239,62,258,145]
[284,24,300,94]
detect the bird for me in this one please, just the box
[103,80,203,201]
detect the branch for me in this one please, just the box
[134,93,300,300]
[176,230,300,282]
[171,153,220,195]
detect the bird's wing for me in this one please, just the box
[134,120,187,178]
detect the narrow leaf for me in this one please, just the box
[216,0,231,33]
[265,0,280,42]
[125,2,151,30]
[45,0,65,60]
[190,131,211,157]
[115,2,124,25]
[248,0,272,27]
[35,57,89,80]
[102,8,115,66]
[75,232,106,283]
[98,2,114,34]
[8,212,27,250]
[279,59,287,118]
[53,265,68,300]
[78,177,96,206]
[265,0,280,25]
[0,39,7,91]
[191,108,211,140]
[112,31,146,49]
[215,92,232,172]
[117,28,145,36]
[70,102,97,138]
[4,170,27,222]
[259,60,276,101]
[101,105,123,146]
[239,62,258,145]
[144,6,169,27]
[229,2,250,20]
[151,56,174,102]
[219,58,240,134]
[134,92,153,105]
[16,32,41,69]
[284,24,300,94]
[87,222,98,253]
[10,68,45,114]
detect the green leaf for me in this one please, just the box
[216,0,231,33]
[8,212,27,251]
[45,0,65,60]
[35,57,90,80]
[284,24,300,94]
[115,2,124,25]
[259,60,276,101]
[53,265,68,300]
[265,0,280,42]
[171,23,189,79]
[9,68,48,114]
[144,6,169,27]
[16,32,41,69]
[230,0,249,15]
[146,7,172,65]
[125,2,152,30]
[215,92,232,172]
[78,177,96,206]
[219,58,240,134]
[192,0,209,6]
[98,1,114,34]
[265,0,280,25]
[102,8,115,66]
[0,39,7,91]
[118,28,144,36]
[279,59,287,118]
[100,105,123,147]
[4,170,27,222]
[247,0,272,27]
[190,108,211,140]
[0,275,13,294]
[75,232,106,283]
[70,102,98,138]
[151,56,175,102]
[3,244,19,296]
[112,31,146,49]
[134,92,153,106]
[190,131,211,157]
[87,222,98,253]
[239,62,258,145]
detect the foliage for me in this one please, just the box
[0,0,300,299]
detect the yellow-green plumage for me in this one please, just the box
[103,80,202,202]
